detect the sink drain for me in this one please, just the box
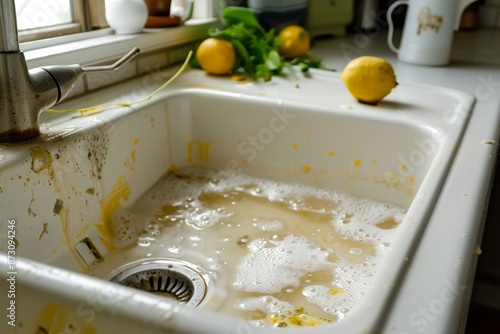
[109,259,207,307]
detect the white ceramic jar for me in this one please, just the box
[106,0,148,34]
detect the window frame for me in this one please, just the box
[16,0,105,43]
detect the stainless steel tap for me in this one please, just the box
[0,0,139,142]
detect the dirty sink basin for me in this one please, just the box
[0,67,474,333]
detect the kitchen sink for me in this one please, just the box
[0,67,475,333]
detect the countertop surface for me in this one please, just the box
[309,29,500,334]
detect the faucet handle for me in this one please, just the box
[81,47,140,72]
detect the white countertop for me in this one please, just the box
[310,29,500,333]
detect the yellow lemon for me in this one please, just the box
[196,38,236,75]
[341,56,398,104]
[278,25,311,59]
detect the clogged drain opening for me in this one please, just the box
[110,259,207,308]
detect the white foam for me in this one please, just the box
[111,210,142,248]
[252,218,285,232]
[233,234,335,294]
[302,281,360,320]
[234,295,295,314]
[183,206,228,230]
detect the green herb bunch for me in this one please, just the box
[193,7,332,82]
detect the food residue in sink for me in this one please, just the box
[99,166,405,327]
[29,146,53,173]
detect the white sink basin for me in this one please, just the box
[0,67,475,333]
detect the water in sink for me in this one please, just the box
[95,166,405,328]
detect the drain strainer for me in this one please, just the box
[110,259,207,308]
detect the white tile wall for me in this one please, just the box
[137,52,170,75]
[169,42,199,64]
[85,60,137,91]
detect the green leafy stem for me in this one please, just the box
[193,6,334,82]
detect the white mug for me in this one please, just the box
[387,0,477,66]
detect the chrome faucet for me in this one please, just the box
[0,0,139,142]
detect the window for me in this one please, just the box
[15,0,107,43]
[16,0,73,30]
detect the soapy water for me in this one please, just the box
[109,166,406,327]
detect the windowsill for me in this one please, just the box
[24,18,219,69]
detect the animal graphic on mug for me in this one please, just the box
[416,6,443,35]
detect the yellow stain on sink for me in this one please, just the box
[124,150,136,171]
[344,171,417,197]
[187,141,210,164]
[35,303,96,334]
[30,146,53,173]
[353,159,362,167]
[97,175,131,249]
[327,151,335,157]
[125,138,139,171]
[36,303,68,333]
[76,223,92,240]
[302,165,311,174]
[168,164,179,174]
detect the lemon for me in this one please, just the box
[278,25,311,59]
[196,38,236,75]
[341,56,397,104]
